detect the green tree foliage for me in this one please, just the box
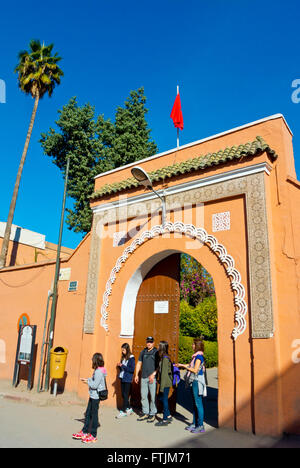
[180,296,218,341]
[180,254,215,307]
[40,87,157,234]
[112,88,158,166]
[40,97,112,233]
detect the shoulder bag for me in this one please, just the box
[98,376,108,401]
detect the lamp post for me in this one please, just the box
[131,166,166,225]
[44,155,70,391]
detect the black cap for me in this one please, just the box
[146,336,154,343]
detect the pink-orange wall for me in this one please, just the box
[0,234,90,393]
[0,237,73,267]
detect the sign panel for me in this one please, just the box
[154,301,169,314]
[68,281,78,292]
[59,268,71,281]
[13,325,37,390]
[18,325,33,362]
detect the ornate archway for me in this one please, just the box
[100,221,247,340]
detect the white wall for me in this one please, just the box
[0,222,45,249]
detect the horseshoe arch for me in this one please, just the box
[100,221,247,340]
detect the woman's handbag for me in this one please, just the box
[98,377,108,401]
[184,370,196,387]
[184,361,205,388]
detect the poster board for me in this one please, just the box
[154,301,169,314]
[13,325,37,390]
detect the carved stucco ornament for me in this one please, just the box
[100,221,247,340]
[84,171,274,339]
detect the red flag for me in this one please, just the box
[170,92,184,130]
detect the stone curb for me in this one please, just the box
[0,393,31,404]
[0,391,85,407]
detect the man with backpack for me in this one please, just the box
[134,336,159,423]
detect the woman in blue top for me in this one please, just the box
[177,338,205,434]
[116,343,135,418]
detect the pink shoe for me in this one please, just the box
[72,430,88,440]
[82,434,98,444]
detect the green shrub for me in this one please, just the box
[179,297,217,341]
[203,341,218,368]
[178,335,218,368]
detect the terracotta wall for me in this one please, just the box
[0,234,90,393]
[0,237,73,267]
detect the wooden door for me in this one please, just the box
[131,253,181,413]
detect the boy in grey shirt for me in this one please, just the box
[134,337,159,422]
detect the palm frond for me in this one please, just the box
[43,43,54,55]
[40,74,52,85]
[15,40,63,98]
[29,39,41,52]
[17,50,28,60]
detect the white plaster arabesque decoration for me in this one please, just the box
[212,211,231,232]
[100,221,247,340]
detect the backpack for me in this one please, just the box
[172,364,181,387]
[165,356,180,387]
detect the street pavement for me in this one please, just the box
[0,369,299,449]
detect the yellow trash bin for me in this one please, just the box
[50,346,68,379]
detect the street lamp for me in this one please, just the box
[44,155,70,391]
[131,166,166,225]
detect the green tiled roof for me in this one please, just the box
[90,136,277,200]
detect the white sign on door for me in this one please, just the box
[154,301,169,314]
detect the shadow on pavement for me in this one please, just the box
[175,378,218,428]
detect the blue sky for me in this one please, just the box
[1,0,300,249]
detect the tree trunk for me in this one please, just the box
[0,92,40,268]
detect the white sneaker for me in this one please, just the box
[126,408,133,415]
[115,411,127,419]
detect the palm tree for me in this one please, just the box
[0,40,63,268]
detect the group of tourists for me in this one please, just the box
[72,336,206,444]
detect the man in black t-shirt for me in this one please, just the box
[134,336,159,422]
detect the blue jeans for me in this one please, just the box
[191,380,204,427]
[159,387,170,420]
[141,377,157,416]
[82,398,100,437]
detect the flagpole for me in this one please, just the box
[177,85,179,148]
[170,84,183,149]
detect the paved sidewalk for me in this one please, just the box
[0,371,299,448]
